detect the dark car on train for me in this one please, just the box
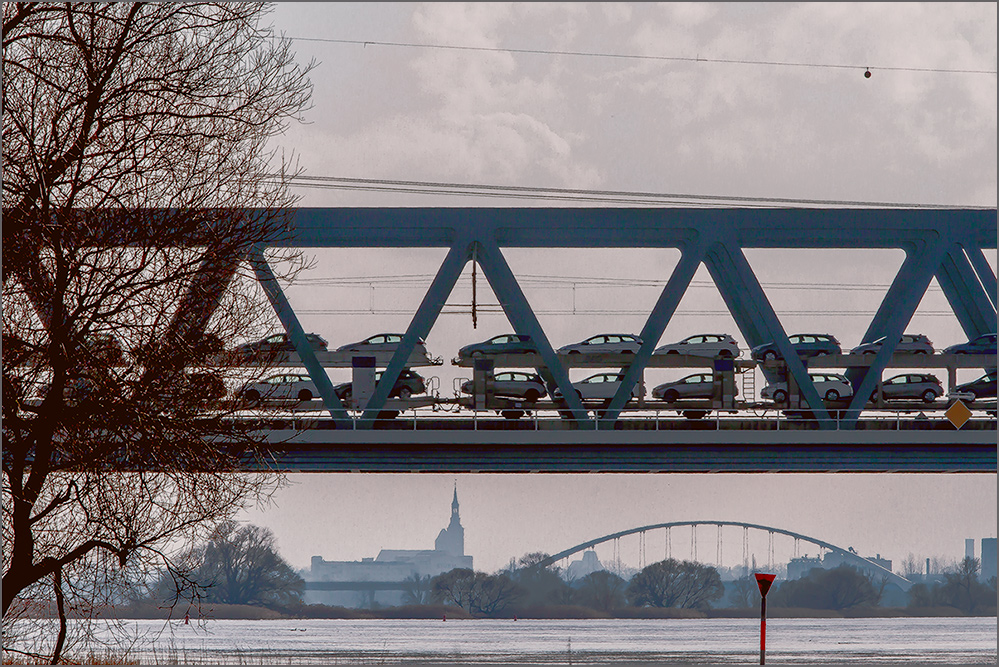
[874,373,943,403]
[456,334,537,360]
[751,334,841,362]
[952,371,997,402]
[234,332,328,358]
[459,371,548,402]
[943,333,997,356]
[850,333,934,356]
[333,369,427,402]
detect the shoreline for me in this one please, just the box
[30,601,996,622]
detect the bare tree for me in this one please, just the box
[899,553,925,580]
[472,572,523,616]
[400,573,433,606]
[429,568,524,617]
[2,3,313,662]
[573,570,627,613]
[941,557,985,614]
[511,552,572,607]
[727,574,758,608]
[184,520,304,607]
[430,569,478,613]
[626,559,724,610]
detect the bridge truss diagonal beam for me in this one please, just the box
[359,243,470,423]
[603,239,708,421]
[250,246,351,427]
[532,519,912,591]
[966,247,997,312]
[935,246,997,340]
[474,239,590,421]
[845,238,953,421]
[704,243,833,426]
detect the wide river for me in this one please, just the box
[50,616,998,664]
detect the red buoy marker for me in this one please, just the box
[755,573,776,665]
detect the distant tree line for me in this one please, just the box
[424,553,724,617]
[132,545,996,620]
[421,554,996,618]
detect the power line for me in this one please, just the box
[295,307,959,317]
[273,174,976,209]
[296,274,948,293]
[286,36,997,76]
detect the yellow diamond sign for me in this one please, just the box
[945,400,972,430]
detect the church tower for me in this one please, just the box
[434,484,465,557]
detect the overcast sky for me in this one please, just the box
[239,3,996,576]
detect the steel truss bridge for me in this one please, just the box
[22,207,995,472]
[532,519,913,591]
[238,207,996,473]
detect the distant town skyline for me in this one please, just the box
[240,473,997,576]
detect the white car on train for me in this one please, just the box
[761,373,854,404]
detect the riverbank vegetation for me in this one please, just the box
[23,556,996,624]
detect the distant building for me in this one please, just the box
[786,555,823,580]
[966,538,975,560]
[785,550,892,581]
[305,487,473,608]
[981,538,997,582]
[565,550,604,581]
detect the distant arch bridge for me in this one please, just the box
[534,519,913,591]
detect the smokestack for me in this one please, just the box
[966,539,975,560]
[926,558,930,576]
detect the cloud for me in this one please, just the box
[272,2,995,206]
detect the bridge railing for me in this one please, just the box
[253,403,996,432]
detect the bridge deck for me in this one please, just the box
[252,417,996,473]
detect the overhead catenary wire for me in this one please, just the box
[285,36,998,76]
[294,273,949,293]
[268,174,979,210]
[294,307,959,317]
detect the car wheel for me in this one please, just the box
[718,349,733,358]
[814,351,829,357]
[921,389,938,403]
[399,386,413,400]
[870,390,880,402]
[297,389,313,402]
[502,410,524,420]
[825,389,840,401]
[569,350,581,355]
[470,350,483,357]
[342,388,352,401]
[773,389,788,404]
[663,389,679,404]
[244,389,260,404]
[683,410,707,420]
[864,350,877,355]
[763,350,778,362]
[914,350,928,355]
[666,350,679,355]
[524,389,541,403]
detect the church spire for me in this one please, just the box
[436,483,465,557]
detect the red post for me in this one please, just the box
[760,595,767,664]
[754,573,776,665]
